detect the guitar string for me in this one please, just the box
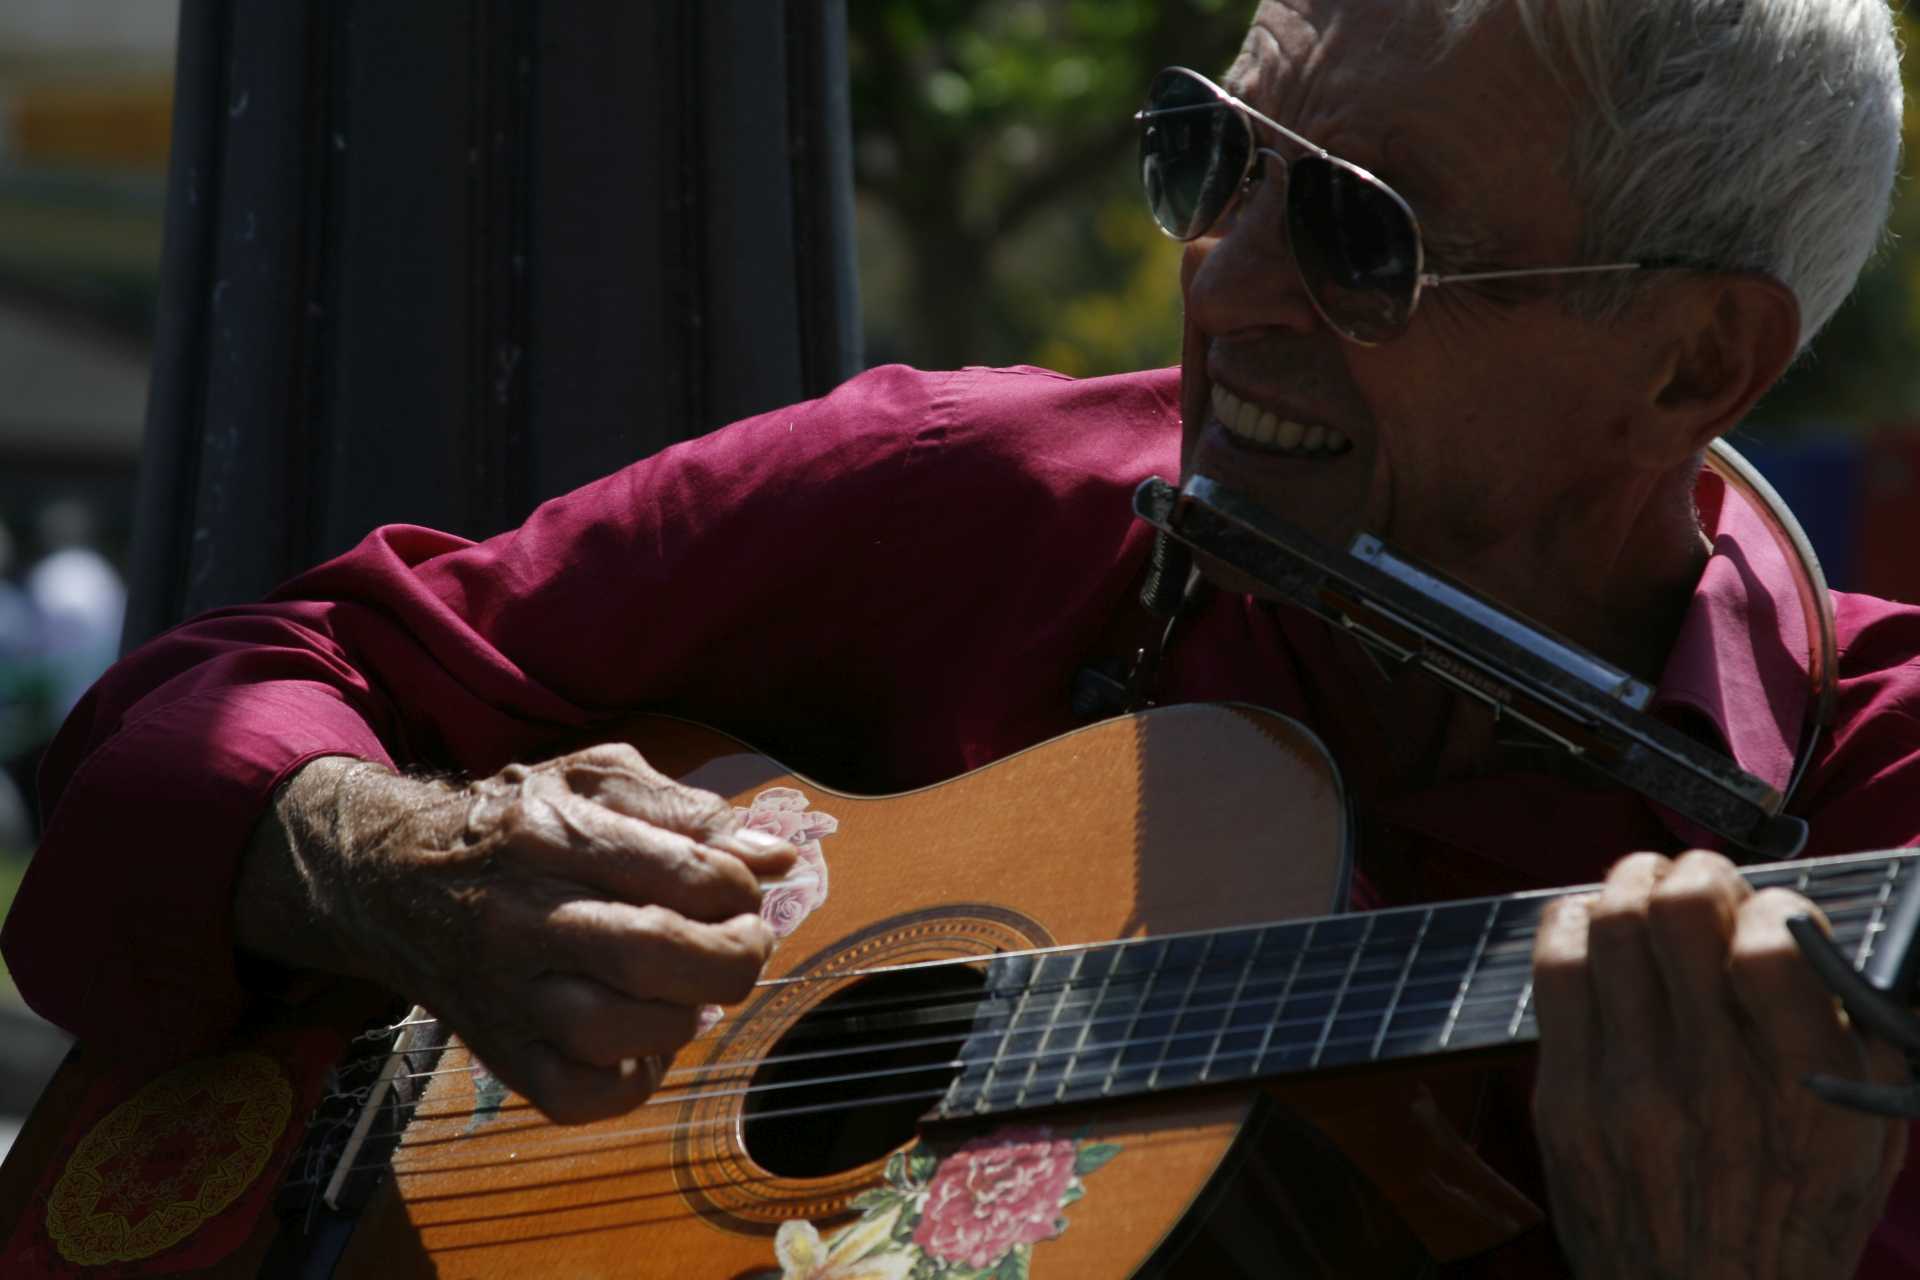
[358,941,1553,1097]
[321,884,1894,1102]
[292,858,1905,1180]
[310,904,1886,1164]
[288,996,1579,1192]
[300,938,1879,1192]
[351,931,1552,1089]
[321,880,1897,1117]
[334,858,1903,1068]
[292,935,1905,1186]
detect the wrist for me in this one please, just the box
[234,756,460,985]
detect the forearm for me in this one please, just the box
[234,755,465,987]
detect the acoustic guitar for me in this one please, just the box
[0,704,1908,1277]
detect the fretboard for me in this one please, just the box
[934,848,1917,1120]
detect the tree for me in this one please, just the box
[849,0,1247,373]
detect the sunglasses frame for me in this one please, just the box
[1136,66,1646,344]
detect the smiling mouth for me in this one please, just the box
[1210,385,1353,457]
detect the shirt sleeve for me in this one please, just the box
[1794,593,1920,1279]
[0,364,954,1059]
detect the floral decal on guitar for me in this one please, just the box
[700,786,838,1037]
[773,1126,1120,1280]
[737,786,836,937]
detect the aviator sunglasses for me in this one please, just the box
[1136,65,1646,344]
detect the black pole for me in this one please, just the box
[127,0,861,646]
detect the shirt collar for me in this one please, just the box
[1652,465,1816,796]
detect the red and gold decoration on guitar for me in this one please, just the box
[773,1126,1121,1280]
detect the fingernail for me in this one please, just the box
[756,872,817,892]
[724,829,794,855]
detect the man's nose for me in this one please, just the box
[1180,162,1321,341]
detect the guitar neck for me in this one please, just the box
[934,848,1920,1120]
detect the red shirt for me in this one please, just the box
[8,364,1919,1270]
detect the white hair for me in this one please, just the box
[1429,0,1903,348]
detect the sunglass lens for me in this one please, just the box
[1140,69,1249,240]
[1287,155,1421,343]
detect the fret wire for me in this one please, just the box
[1255,918,1315,1074]
[339,904,1892,1151]
[1853,859,1904,970]
[970,959,1036,1114]
[314,857,1920,1165]
[383,995,1590,1171]
[1311,913,1373,1069]
[343,879,1907,1125]
[1048,943,1104,1105]
[330,859,1920,1159]
[1507,977,1534,1042]
[1147,932,1216,1092]
[1201,924,1266,1083]
[867,906,1895,1056]
[1011,950,1081,1111]
[1440,900,1500,1050]
[368,912,1888,1108]
[358,858,1917,1055]
[1371,907,1431,1061]
[333,984,1606,1184]
[1099,936,1171,1098]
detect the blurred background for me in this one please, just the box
[0,0,1916,1145]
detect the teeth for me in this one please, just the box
[1209,385,1350,456]
[1238,398,1263,438]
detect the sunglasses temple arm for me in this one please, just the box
[1422,262,1644,288]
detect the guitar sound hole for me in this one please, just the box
[743,964,986,1178]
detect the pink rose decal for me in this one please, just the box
[911,1127,1079,1269]
[770,1127,1118,1277]
[735,786,834,938]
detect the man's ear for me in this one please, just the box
[1636,273,1800,467]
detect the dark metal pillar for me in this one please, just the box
[127,0,860,644]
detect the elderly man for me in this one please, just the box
[6,0,1915,1274]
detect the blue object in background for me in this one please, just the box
[1722,432,1862,593]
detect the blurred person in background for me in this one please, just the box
[25,499,124,724]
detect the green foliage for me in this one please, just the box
[850,0,1248,372]
[1745,8,1920,435]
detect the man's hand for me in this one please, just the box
[1531,851,1909,1279]
[238,744,795,1124]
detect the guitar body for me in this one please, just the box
[0,705,1531,1276]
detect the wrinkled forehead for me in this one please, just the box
[1227,0,1577,238]
[1228,0,1436,90]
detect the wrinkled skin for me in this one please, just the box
[242,745,793,1124]
[1532,853,1908,1277]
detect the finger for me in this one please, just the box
[559,745,800,874]
[512,782,771,921]
[1727,889,1857,1070]
[558,744,792,861]
[1584,853,1675,1058]
[543,901,775,1007]
[1645,850,1749,1054]
[1531,891,1597,1071]
[498,1039,667,1126]
[521,972,703,1068]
